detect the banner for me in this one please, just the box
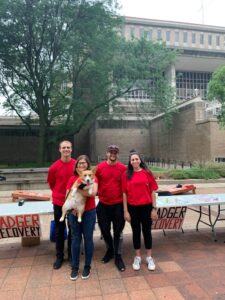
[0,214,41,239]
[152,206,187,230]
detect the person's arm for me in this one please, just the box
[65,189,70,199]
[47,167,56,191]
[123,192,131,222]
[151,191,158,221]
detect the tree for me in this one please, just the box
[208,66,225,126]
[0,0,177,163]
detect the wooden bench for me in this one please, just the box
[157,184,196,196]
[12,190,50,202]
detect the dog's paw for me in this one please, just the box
[88,188,92,195]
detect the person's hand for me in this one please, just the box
[151,208,158,221]
[124,211,131,222]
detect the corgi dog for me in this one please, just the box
[60,168,96,222]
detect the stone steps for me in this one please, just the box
[0,177,48,191]
[0,168,48,191]
[0,168,48,179]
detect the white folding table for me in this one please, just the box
[157,193,225,240]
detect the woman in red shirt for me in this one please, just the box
[67,155,98,281]
[122,150,158,271]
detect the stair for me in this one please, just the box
[0,168,49,191]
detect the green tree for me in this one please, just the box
[208,66,225,126]
[0,0,177,163]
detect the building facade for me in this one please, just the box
[124,17,225,101]
[89,17,225,163]
[1,17,225,164]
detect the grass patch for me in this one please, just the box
[167,168,220,180]
[166,162,225,179]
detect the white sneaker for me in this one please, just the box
[146,256,155,271]
[132,256,141,270]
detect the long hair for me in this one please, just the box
[127,149,152,180]
[74,155,91,176]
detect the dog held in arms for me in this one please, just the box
[60,168,96,222]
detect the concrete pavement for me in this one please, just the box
[1,182,225,299]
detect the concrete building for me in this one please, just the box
[125,17,225,101]
[88,17,225,163]
[1,17,225,164]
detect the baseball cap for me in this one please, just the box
[107,144,119,153]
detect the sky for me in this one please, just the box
[119,0,225,27]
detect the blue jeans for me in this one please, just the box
[69,209,96,269]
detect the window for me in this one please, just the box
[215,157,225,163]
[192,33,196,45]
[157,29,162,40]
[140,28,144,38]
[216,35,220,47]
[176,71,212,100]
[183,32,188,44]
[175,31,179,44]
[208,34,212,46]
[144,30,152,40]
[166,30,170,42]
[200,33,204,46]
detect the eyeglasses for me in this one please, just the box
[78,161,87,165]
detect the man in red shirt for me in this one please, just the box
[96,145,126,271]
[47,140,76,269]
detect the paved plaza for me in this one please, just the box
[1,182,225,299]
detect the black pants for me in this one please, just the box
[53,204,71,259]
[96,202,125,256]
[128,204,153,250]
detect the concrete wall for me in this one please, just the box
[210,120,225,161]
[149,99,225,162]
[92,126,150,163]
[73,125,90,159]
[1,99,225,165]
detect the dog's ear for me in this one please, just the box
[91,166,96,175]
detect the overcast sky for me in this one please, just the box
[119,0,225,27]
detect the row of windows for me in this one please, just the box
[129,27,225,49]
[125,71,211,101]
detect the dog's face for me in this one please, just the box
[78,168,96,186]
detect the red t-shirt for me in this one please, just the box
[122,169,158,206]
[66,175,98,211]
[96,161,126,205]
[47,158,76,206]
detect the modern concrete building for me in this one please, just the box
[1,17,225,164]
[124,17,225,101]
[89,17,225,163]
